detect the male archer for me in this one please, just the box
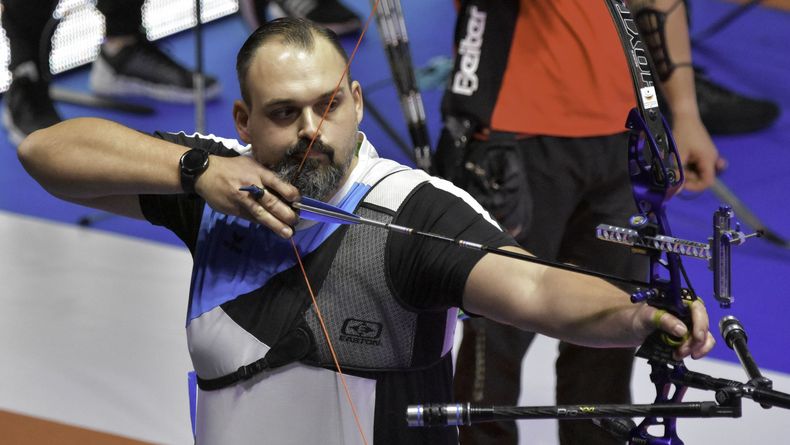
[18,18,714,445]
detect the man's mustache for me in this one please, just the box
[286,139,335,163]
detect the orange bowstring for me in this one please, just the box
[289,2,381,444]
[290,240,368,444]
[293,0,380,180]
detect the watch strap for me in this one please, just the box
[179,148,210,195]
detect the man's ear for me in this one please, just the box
[233,100,252,143]
[351,80,363,125]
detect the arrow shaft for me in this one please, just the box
[294,201,650,288]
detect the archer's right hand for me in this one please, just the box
[195,155,300,238]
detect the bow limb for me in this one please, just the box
[605,1,703,443]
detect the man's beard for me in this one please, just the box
[272,138,354,201]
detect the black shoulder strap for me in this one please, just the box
[196,325,314,391]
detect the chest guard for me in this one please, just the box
[195,169,458,391]
[303,169,459,372]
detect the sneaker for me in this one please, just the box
[90,38,221,103]
[695,70,780,135]
[2,62,62,145]
[268,0,362,36]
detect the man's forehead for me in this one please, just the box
[253,36,346,71]
[247,38,348,99]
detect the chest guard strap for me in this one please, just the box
[196,324,315,391]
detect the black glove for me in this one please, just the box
[433,116,474,182]
[435,116,532,236]
[462,139,532,237]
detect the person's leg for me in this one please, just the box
[455,135,584,444]
[239,0,270,30]
[550,134,646,282]
[1,0,61,144]
[89,0,221,103]
[264,0,362,36]
[550,133,647,445]
[2,0,58,70]
[96,0,144,37]
[556,345,634,444]
[455,319,535,444]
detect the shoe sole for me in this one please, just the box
[90,58,222,104]
[2,102,28,146]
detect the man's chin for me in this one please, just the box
[286,166,344,200]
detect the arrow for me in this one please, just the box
[239,186,653,290]
[290,195,651,289]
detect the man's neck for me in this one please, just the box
[325,155,359,203]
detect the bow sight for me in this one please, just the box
[596,204,761,310]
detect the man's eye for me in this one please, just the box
[270,108,296,120]
[319,99,338,112]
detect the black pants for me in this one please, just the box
[454,133,648,445]
[1,0,145,71]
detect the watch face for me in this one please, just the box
[182,149,209,174]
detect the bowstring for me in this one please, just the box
[292,0,381,180]
[290,240,368,444]
[289,2,382,444]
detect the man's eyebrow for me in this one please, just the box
[263,89,345,108]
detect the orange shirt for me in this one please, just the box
[490,0,635,137]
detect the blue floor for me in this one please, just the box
[1,0,788,376]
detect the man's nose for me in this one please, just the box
[297,109,322,140]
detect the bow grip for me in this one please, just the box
[634,287,697,365]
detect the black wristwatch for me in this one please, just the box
[179,148,210,195]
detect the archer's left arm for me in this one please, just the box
[629,0,724,191]
[463,249,715,359]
